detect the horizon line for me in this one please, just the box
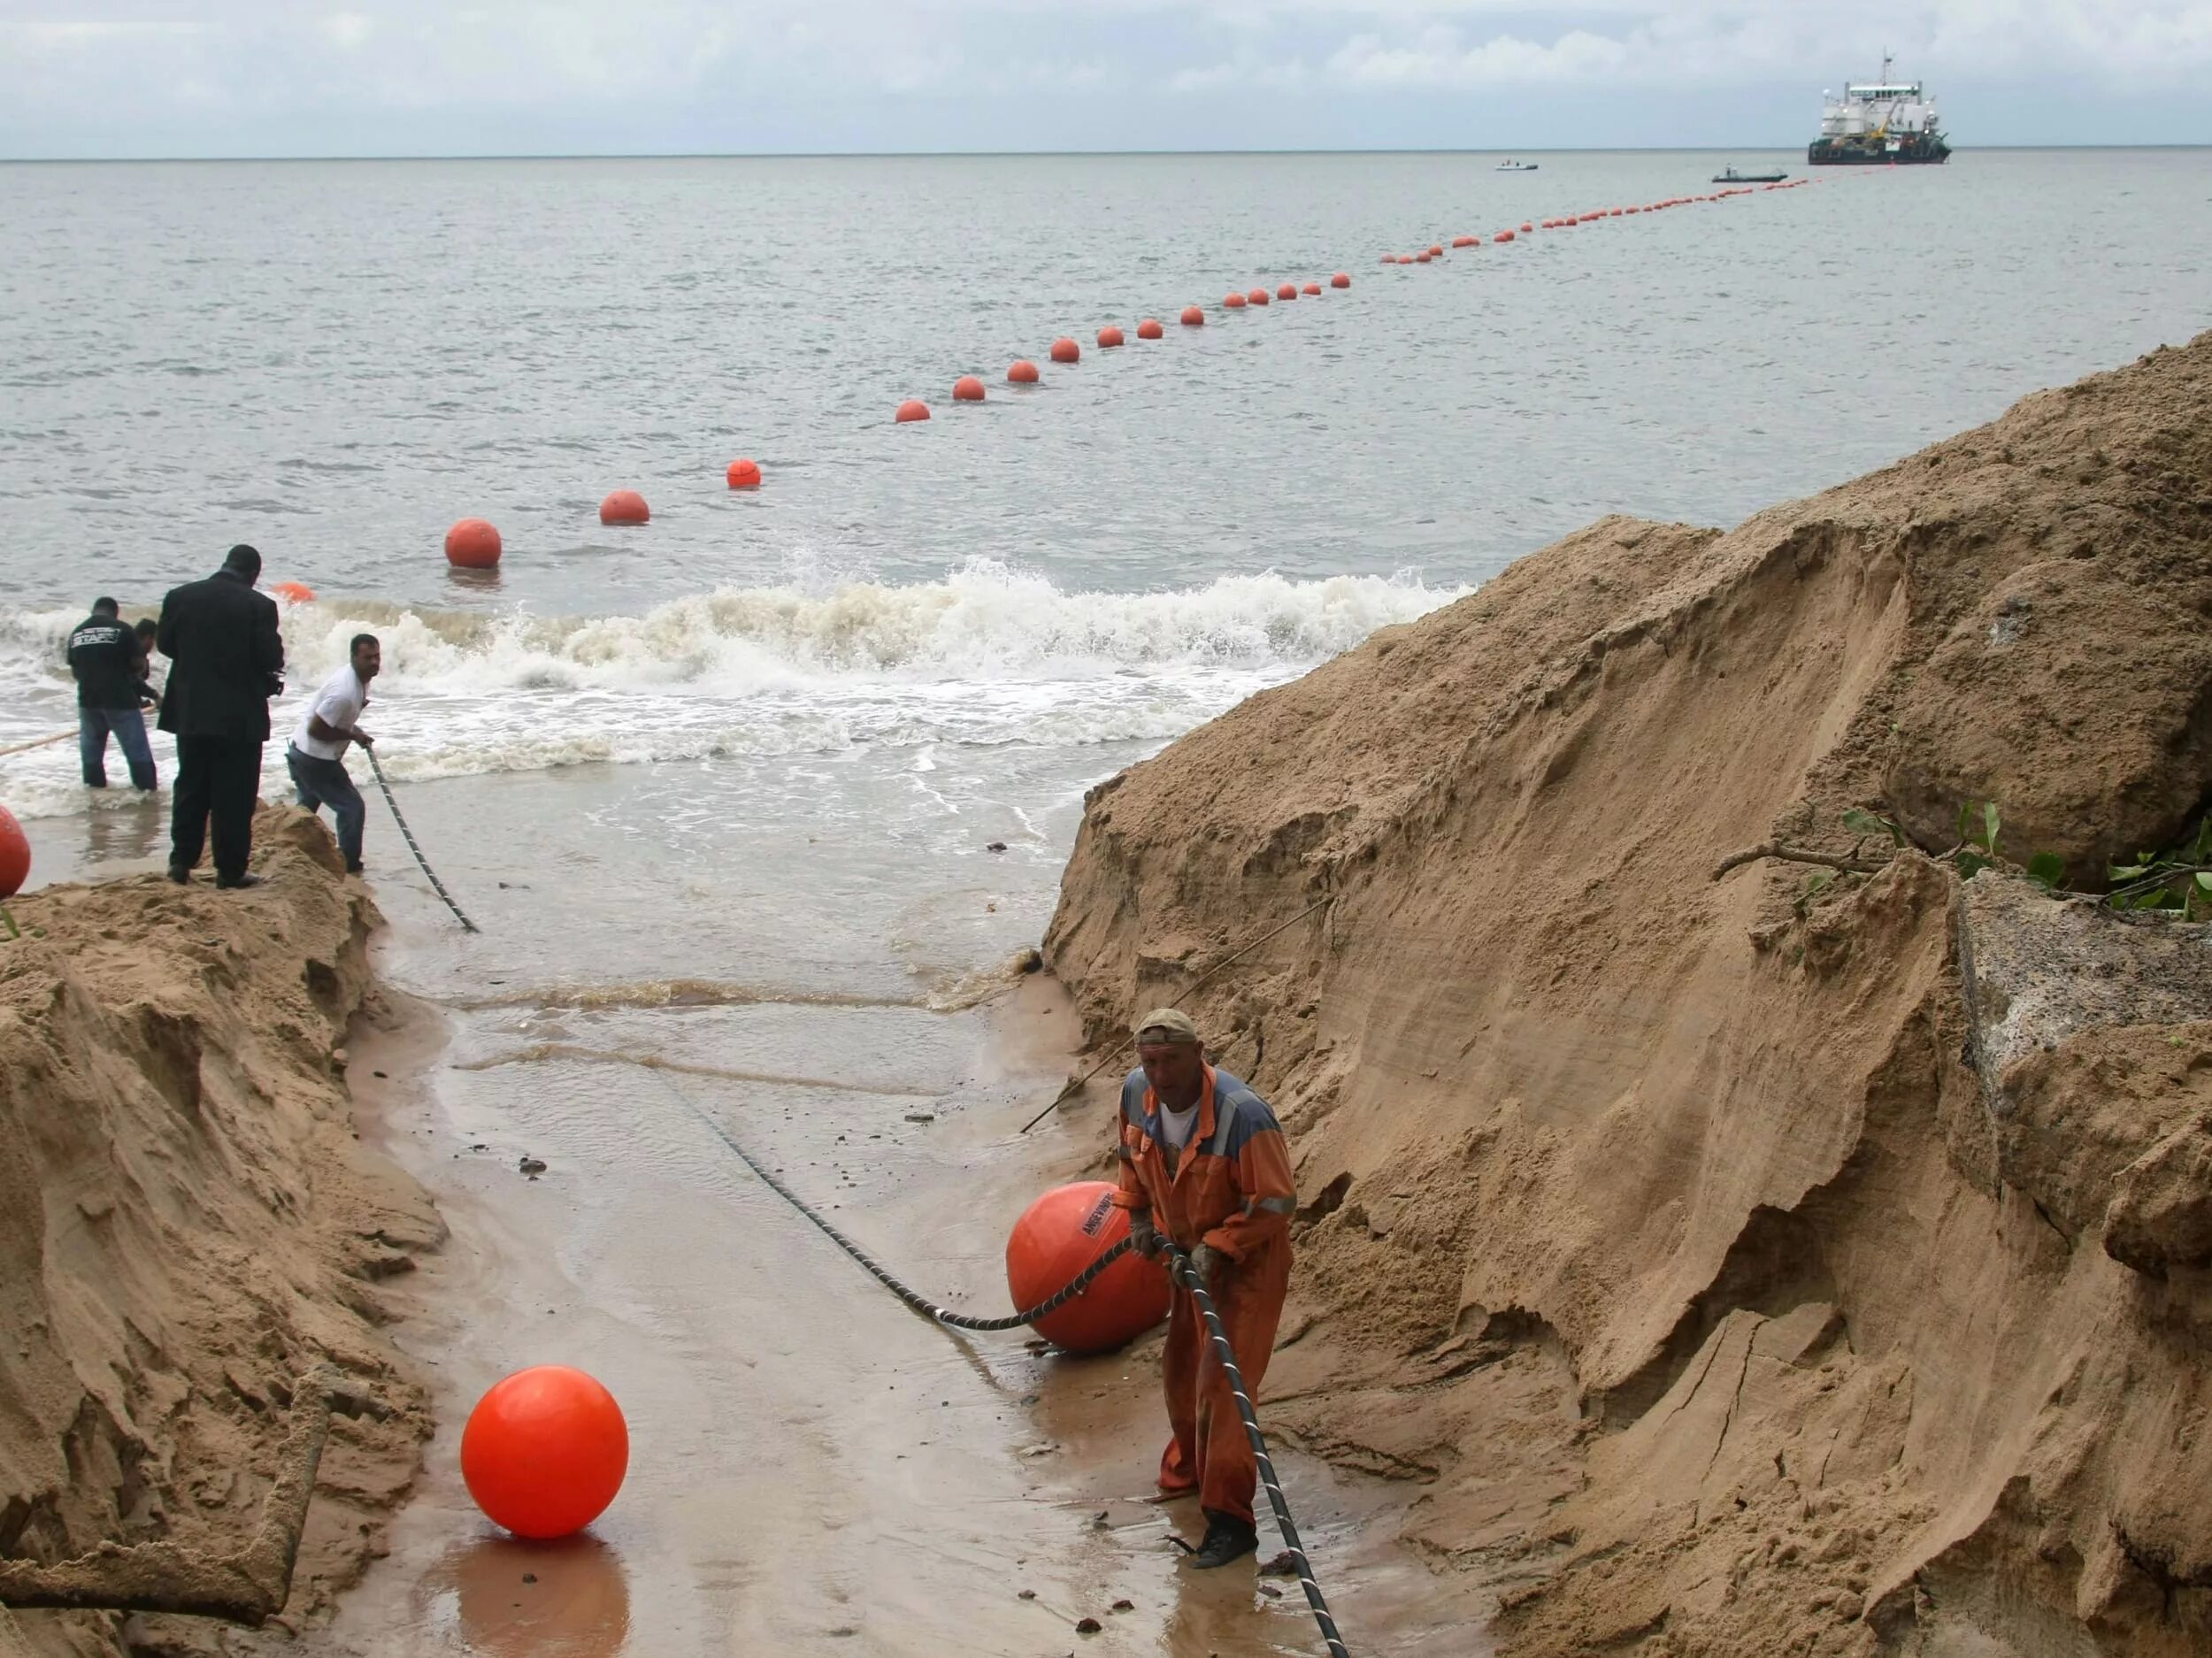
[4,142,2208,165]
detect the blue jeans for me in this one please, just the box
[287,747,366,869]
[80,707,157,789]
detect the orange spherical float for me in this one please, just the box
[1006,1182,1171,1355]
[1179,305,1205,326]
[461,1365,629,1540]
[1224,291,1246,309]
[1136,318,1164,339]
[1007,359,1040,384]
[895,399,931,423]
[444,518,503,568]
[1301,280,1320,296]
[1521,221,1534,232]
[1495,230,1515,242]
[1416,250,1432,263]
[0,805,28,901]
[952,375,986,403]
[1330,272,1350,288]
[726,457,763,488]
[1096,326,1125,348]
[1246,287,1269,305]
[1427,243,1443,257]
[1276,282,1296,301]
[1451,235,1474,248]
[270,580,316,604]
[599,490,649,526]
[1049,337,1080,364]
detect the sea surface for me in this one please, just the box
[4,147,2209,968]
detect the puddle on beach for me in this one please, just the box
[31,760,1492,1655]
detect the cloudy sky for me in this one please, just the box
[4,2,2208,157]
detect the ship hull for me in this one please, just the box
[1808,134,1950,165]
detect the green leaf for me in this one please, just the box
[1841,808,1886,837]
[2026,853,2067,890]
[1982,802,2001,854]
[1955,850,1992,880]
[2109,864,2149,883]
[2196,872,2212,893]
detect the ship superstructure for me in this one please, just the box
[1809,54,1949,165]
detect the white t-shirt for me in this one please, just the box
[1157,1100,1201,1150]
[292,665,367,762]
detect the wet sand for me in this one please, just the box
[314,959,1486,1658]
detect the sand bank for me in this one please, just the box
[0,813,440,1657]
[1044,334,2212,1654]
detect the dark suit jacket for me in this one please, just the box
[156,569,285,742]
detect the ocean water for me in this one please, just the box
[4,148,2209,906]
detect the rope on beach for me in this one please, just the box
[646,1063,1354,1655]
[0,728,75,760]
[364,748,478,933]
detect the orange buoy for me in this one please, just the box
[1276,282,1296,300]
[1301,280,1321,296]
[726,457,763,487]
[1415,250,1432,263]
[1396,254,1414,265]
[444,518,502,568]
[461,1366,629,1540]
[1247,288,1269,305]
[1008,359,1040,384]
[1330,272,1350,288]
[1379,254,1394,264]
[1495,230,1515,242]
[895,399,931,423]
[1136,318,1164,339]
[1521,221,1533,232]
[1427,244,1443,257]
[1451,235,1474,248]
[952,376,986,403]
[1049,337,1080,364]
[599,489,649,526]
[1097,326,1125,348]
[0,804,28,901]
[1225,291,1247,308]
[1005,1182,1171,1355]
[1179,305,1205,326]
[270,580,315,605]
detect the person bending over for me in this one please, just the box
[66,596,157,790]
[287,633,380,875]
[1112,1008,1297,1570]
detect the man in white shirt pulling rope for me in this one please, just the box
[286,634,380,875]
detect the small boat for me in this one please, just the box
[1713,166,1788,183]
[1495,158,1539,173]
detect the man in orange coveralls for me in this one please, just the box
[1114,1007,1297,1569]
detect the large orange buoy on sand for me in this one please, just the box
[1006,1182,1171,1355]
[895,399,932,423]
[1136,318,1164,339]
[445,518,503,568]
[1049,337,1081,364]
[1008,359,1040,384]
[952,375,986,403]
[462,1366,628,1540]
[1096,326,1125,348]
[726,457,763,487]
[270,580,315,604]
[0,805,29,901]
[1330,272,1350,288]
[599,489,649,526]
[1179,305,1205,326]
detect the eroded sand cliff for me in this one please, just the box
[1045,334,2212,1654]
[0,815,439,1658]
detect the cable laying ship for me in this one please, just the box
[1809,54,1949,165]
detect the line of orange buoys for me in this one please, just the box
[434,180,1812,567]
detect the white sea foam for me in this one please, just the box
[0,563,1467,817]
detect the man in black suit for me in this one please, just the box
[157,544,285,888]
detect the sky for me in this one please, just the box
[3,2,2208,157]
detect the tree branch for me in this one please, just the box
[1709,843,1893,882]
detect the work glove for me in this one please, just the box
[1126,1210,1164,1258]
[1185,1242,1228,1293]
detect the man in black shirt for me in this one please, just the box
[66,596,157,791]
[157,545,285,889]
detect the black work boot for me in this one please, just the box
[1184,1510,1258,1570]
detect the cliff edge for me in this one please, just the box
[1045,334,2212,1655]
